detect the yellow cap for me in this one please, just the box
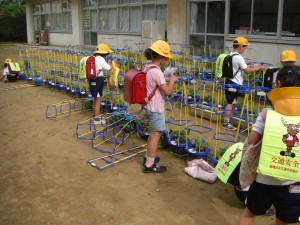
[4,58,12,63]
[280,50,297,62]
[233,37,250,46]
[94,43,113,54]
[149,40,173,59]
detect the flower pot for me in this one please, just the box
[210,155,219,167]
[101,102,113,113]
[187,147,210,161]
[169,138,192,155]
[27,77,33,83]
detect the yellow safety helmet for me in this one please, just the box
[281,50,297,62]
[4,58,12,63]
[94,43,113,54]
[149,40,173,59]
[233,37,250,46]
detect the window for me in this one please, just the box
[83,0,166,36]
[282,0,300,37]
[99,8,118,31]
[229,0,279,36]
[83,0,97,7]
[32,1,72,32]
[189,0,225,51]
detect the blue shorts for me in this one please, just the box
[246,181,300,223]
[89,77,104,98]
[225,79,240,104]
[141,107,166,132]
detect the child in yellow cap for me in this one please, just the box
[142,40,179,173]
[222,37,266,131]
[272,50,297,89]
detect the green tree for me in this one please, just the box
[0,1,26,41]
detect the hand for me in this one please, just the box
[169,75,179,83]
[258,65,266,71]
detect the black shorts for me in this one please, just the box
[224,79,240,104]
[89,77,104,98]
[246,181,300,223]
[7,74,17,81]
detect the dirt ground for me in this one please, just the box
[0,42,277,225]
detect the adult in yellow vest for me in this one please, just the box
[236,65,300,225]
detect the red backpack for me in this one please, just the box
[124,66,158,105]
[85,56,97,79]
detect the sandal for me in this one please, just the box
[143,156,160,165]
[143,163,167,173]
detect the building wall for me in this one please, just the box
[167,0,187,45]
[48,33,74,46]
[25,0,299,66]
[71,0,83,45]
[26,4,34,43]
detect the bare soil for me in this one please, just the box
[0,42,276,225]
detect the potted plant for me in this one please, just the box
[101,93,114,113]
[187,88,200,104]
[169,129,191,155]
[187,138,210,161]
[135,118,151,140]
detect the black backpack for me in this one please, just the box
[215,53,240,79]
[262,67,279,89]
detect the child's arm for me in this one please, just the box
[248,107,269,144]
[247,131,262,145]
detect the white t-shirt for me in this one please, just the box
[3,67,9,76]
[229,52,248,85]
[95,56,111,77]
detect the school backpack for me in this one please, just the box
[261,67,279,89]
[85,56,98,79]
[78,56,89,79]
[8,62,21,74]
[123,66,158,105]
[215,53,240,79]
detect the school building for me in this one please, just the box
[25,0,300,66]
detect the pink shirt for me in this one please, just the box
[144,64,166,113]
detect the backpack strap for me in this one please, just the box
[144,65,159,103]
[231,53,240,78]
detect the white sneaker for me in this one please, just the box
[222,123,237,131]
[93,118,106,125]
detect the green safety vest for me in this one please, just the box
[78,56,89,79]
[257,110,300,181]
[214,142,244,183]
[8,62,21,73]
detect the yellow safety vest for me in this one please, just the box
[257,87,300,181]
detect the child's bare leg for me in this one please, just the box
[236,207,255,225]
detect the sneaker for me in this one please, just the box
[93,118,106,125]
[143,163,167,173]
[143,156,160,165]
[222,123,237,131]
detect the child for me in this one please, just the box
[1,58,17,82]
[89,43,113,123]
[236,65,300,225]
[222,37,265,130]
[142,40,179,173]
[272,49,297,89]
